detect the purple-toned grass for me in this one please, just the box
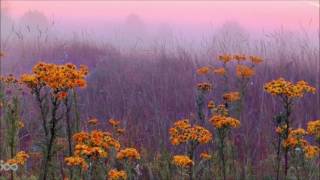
[1,28,319,177]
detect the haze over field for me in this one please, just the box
[1,1,319,49]
[1,1,320,180]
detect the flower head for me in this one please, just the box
[307,120,320,141]
[108,169,127,180]
[172,155,193,168]
[233,54,246,62]
[264,78,316,99]
[197,82,213,92]
[223,91,240,102]
[209,115,240,129]
[249,56,263,64]
[169,119,212,145]
[303,145,319,159]
[7,151,29,165]
[65,156,88,171]
[218,54,232,63]
[283,128,307,149]
[236,65,255,78]
[213,67,226,76]
[116,148,141,160]
[21,62,89,95]
[196,66,211,75]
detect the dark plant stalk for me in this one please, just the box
[222,62,229,93]
[196,90,205,125]
[283,97,291,178]
[318,141,320,180]
[276,133,281,180]
[0,80,4,164]
[35,88,48,137]
[72,90,81,132]
[218,129,226,180]
[64,94,73,180]
[42,96,60,180]
[188,142,195,180]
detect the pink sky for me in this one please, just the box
[3,1,320,31]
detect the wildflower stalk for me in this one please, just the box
[283,96,292,178]
[196,90,205,125]
[64,93,74,180]
[217,129,227,180]
[42,95,62,180]
[73,90,81,132]
[0,83,4,163]
[35,88,49,137]
[5,97,20,180]
[187,142,196,180]
[222,62,229,93]
[318,141,320,180]
[276,130,282,180]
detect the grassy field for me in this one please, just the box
[0,27,319,180]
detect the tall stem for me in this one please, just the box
[73,90,80,132]
[64,95,73,179]
[283,98,291,178]
[35,88,48,137]
[276,133,281,180]
[188,142,195,180]
[42,96,59,180]
[218,130,226,180]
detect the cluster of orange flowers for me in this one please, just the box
[209,103,229,117]
[303,145,319,159]
[196,66,212,75]
[108,118,126,136]
[65,130,120,170]
[196,54,261,79]
[213,67,226,76]
[209,115,240,129]
[218,54,263,64]
[108,169,127,180]
[74,144,108,158]
[307,120,320,141]
[282,128,319,159]
[169,119,212,145]
[249,56,263,64]
[116,148,141,160]
[223,91,240,102]
[65,156,88,171]
[264,78,316,98]
[196,66,227,76]
[20,62,88,99]
[171,155,193,168]
[236,65,255,78]
[218,54,233,63]
[197,82,213,92]
[6,151,29,165]
[282,128,307,148]
[0,74,19,85]
[74,130,121,151]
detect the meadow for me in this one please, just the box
[0,24,319,180]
